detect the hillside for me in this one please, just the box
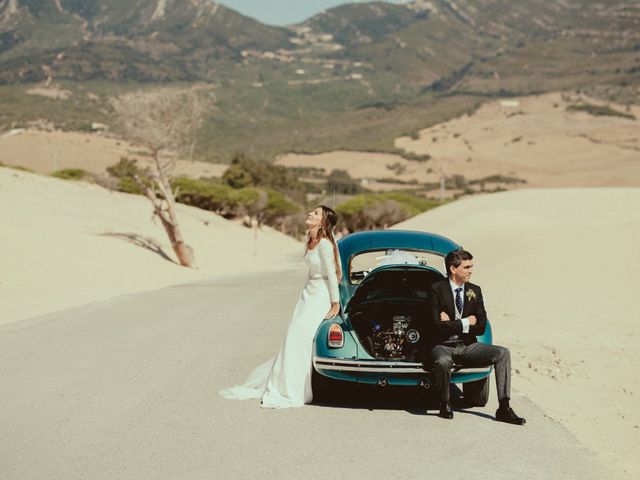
[0,1,638,162]
[276,92,640,193]
[0,0,290,82]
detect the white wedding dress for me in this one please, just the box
[219,238,340,408]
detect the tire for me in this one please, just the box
[311,367,333,404]
[463,377,490,407]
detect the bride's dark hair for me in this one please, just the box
[306,205,342,282]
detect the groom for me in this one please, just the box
[423,248,525,425]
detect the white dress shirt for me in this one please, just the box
[449,279,471,334]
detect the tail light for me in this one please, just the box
[328,323,344,348]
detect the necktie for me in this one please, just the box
[455,287,463,316]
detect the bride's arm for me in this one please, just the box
[319,239,340,305]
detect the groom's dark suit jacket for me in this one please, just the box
[428,279,488,346]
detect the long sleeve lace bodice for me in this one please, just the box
[305,238,340,303]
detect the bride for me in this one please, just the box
[219,205,341,408]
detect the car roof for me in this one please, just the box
[337,230,460,276]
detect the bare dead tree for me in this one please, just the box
[110,87,213,268]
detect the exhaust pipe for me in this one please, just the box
[377,377,388,387]
[418,379,431,389]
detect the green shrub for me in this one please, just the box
[116,177,144,194]
[566,104,635,120]
[106,158,302,234]
[300,179,325,194]
[380,192,441,213]
[228,187,262,207]
[375,177,419,185]
[221,153,306,202]
[51,168,90,181]
[222,161,254,189]
[263,189,300,222]
[287,166,326,179]
[326,169,364,195]
[400,152,431,162]
[172,176,233,212]
[469,175,526,185]
[386,163,406,175]
[445,174,468,189]
[172,176,301,227]
[337,192,441,231]
[106,157,150,194]
[8,165,33,172]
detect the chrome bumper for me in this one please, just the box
[313,356,491,375]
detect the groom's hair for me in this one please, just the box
[445,248,473,277]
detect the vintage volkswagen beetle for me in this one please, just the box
[312,230,493,406]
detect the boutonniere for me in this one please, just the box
[466,289,476,301]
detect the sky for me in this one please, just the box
[216,1,406,26]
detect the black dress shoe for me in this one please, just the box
[495,406,526,425]
[439,402,454,419]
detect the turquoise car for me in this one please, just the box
[312,230,493,406]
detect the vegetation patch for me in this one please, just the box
[222,154,305,202]
[172,176,300,228]
[170,176,235,214]
[566,104,635,120]
[469,175,526,185]
[375,177,419,185]
[106,157,302,233]
[398,152,431,162]
[106,157,150,194]
[5,164,34,173]
[326,169,364,195]
[51,168,92,181]
[336,192,442,232]
[386,162,406,175]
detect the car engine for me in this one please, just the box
[363,314,421,360]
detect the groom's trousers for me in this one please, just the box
[426,342,511,403]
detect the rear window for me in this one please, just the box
[349,249,446,284]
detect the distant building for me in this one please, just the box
[91,122,108,132]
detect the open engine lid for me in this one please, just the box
[339,231,458,265]
[337,230,458,308]
[345,265,444,313]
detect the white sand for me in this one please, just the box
[2,165,638,477]
[0,167,302,325]
[395,188,640,478]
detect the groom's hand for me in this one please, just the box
[468,315,477,326]
[325,303,340,319]
[440,311,450,322]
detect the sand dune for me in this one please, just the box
[0,167,302,325]
[394,188,640,478]
[2,164,638,476]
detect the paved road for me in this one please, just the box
[1,270,604,479]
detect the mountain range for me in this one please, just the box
[0,0,638,161]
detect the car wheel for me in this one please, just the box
[311,367,335,404]
[463,377,490,407]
